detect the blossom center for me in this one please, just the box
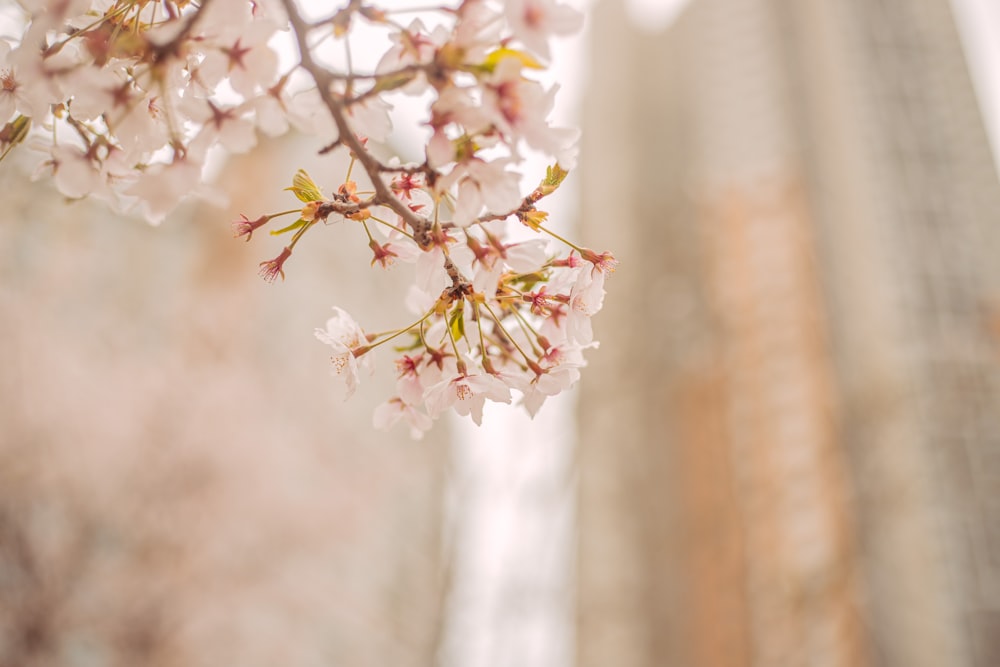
[331,353,349,374]
[1,68,16,93]
[495,82,523,125]
[523,5,544,28]
[225,39,253,72]
[147,97,162,120]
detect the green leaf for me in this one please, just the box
[537,164,570,196]
[481,47,544,73]
[513,270,550,292]
[370,71,417,94]
[0,115,31,162]
[393,338,423,353]
[269,218,307,236]
[285,169,324,203]
[448,305,465,341]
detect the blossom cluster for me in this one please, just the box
[295,164,616,438]
[4,0,616,437]
[3,0,290,220]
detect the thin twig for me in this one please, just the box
[280,0,473,294]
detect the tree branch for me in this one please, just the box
[280,0,432,247]
[280,0,471,293]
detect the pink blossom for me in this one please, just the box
[513,343,590,415]
[186,99,258,157]
[200,22,280,97]
[453,1,504,60]
[344,95,393,143]
[0,39,62,121]
[518,365,578,417]
[504,0,584,61]
[483,57,580,167]
[373,398,434,439]
[376,19,449,94]
[109,92,171,161]
[36,144,100,199]
[126,158,205,225]
[441,158,523,226]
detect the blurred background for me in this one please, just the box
[1,0,999,666]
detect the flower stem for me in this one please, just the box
[481,301,533,365]
[288,219,317,250]
[535,223,584,253]
[367,310,435,351]
[370,215,415,240]
[360,219,375,243]
[510,307,543,357]
[474,302,488,355]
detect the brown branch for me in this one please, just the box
[281,0,431,241]
[280,0,472,294]
[316,196,378,219]
[324,61,434,83]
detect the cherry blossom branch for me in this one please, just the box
[7,0,607,437]
[279,0,475,297]
[325,62,434,83]
[280,0,434,248]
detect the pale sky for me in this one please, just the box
[952,0,1000,168]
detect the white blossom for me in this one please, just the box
[314,307,371,400]
[504,0,584,61]
[4,0,606,437]
[425,371,512,426]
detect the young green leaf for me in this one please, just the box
[448,306,465,342]
[270,218,308,236]
[285,169,324,203]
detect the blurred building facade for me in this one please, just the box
[578,0,1000,666]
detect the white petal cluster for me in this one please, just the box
[3,0,286,217]
[5,0,613,438]
[356,216,614,438]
